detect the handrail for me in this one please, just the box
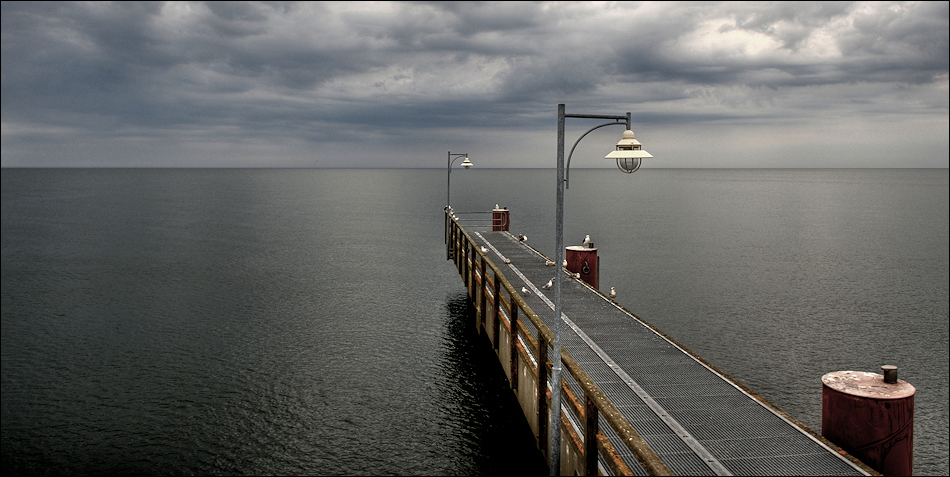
[446,211,673,476]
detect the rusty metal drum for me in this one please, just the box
[821,367,916,476]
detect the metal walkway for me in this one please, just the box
[470,230,869,476]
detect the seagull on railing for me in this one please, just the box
[518,233,527,242]
[545,260,556,266]
[609,287,617,299]
[480,246,488,253]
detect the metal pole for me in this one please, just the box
[446,152,470,209]
[446,151,452,209]
[551,104,629,475]
[551,104,566,475]
[446,152,452,259]
[446,152,468,258]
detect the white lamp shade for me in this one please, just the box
[605,130,652,159]
[606,149,653,159]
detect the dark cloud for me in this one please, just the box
[2,1,947,167]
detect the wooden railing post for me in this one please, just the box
[462,237,469,289]
[453,222,459,261]
[472,253,480,320]
[494,269,501,351]
[585,390,599,476]
[480,258,488,332]
[509,302,519,390]
[538,333,549,459]
[452,222,462,264]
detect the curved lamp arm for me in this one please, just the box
[565,121,625,189]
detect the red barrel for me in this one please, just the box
[565,245,598,290]
[492,208,509,231]
[821,368,915,476]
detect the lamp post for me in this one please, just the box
[550,104,652,475]
[446,151,473,210]
[446,152,473,258]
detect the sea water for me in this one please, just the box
[2,168,947,475]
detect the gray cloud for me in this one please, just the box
[2,1,947,168]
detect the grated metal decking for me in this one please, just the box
[470,230,869,476]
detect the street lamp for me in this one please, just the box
[607,129,653,173]
[446,152,473,258]
[550,104,652,475]
[446,151,473,210]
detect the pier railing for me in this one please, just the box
[447,210,503,228]
[446,211,673,476]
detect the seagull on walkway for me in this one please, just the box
[521,286,530,297]
[542,278,553,290]
[545,260,556,267]
[609,287,617,299]
[583,234,591,246]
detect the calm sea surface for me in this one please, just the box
[2,168,947,475]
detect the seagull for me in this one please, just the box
[504,258,512,264]
[563,260,568,267]
[480,246,488,253]
[521,286,530,297]
[518,233,527,242]
[545,260,556,267]
[583,234,591,246]
[573,272,581,279]
[609,287,617,298]
[495,203,500,209]
[542,278,553,290]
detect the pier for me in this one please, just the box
[446,208,877,476]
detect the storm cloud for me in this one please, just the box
[2,1,947,167]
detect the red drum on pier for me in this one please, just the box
[821,366,915,476]
[565,245,598,290]
[492,207,509,231]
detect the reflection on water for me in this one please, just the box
[436,293,548,475]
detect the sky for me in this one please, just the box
[1,1,948,168]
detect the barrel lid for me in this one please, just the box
[822,371,916,399]
[566,245,597,252]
